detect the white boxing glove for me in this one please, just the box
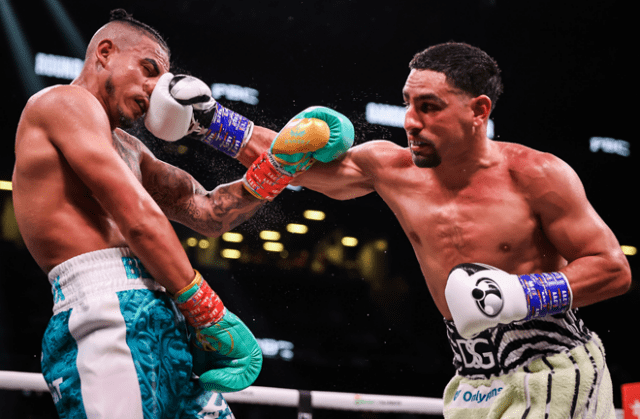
[145,72,215,142]
[145,73,254,157]
[445,263,573,339]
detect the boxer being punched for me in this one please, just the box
[179,42,630,418]
[12,9,353,419]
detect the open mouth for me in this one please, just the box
[135,98,148,115]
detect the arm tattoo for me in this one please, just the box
[110,130,262,235]
[145,161,265,236]
[205,184,265,234]
[111,131,143,180]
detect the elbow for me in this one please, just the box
[610,253,632,297]
[617,265,632,296]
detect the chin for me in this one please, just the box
[412,152,441,168]
[117,109,136,129]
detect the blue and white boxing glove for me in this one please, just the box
[445,263,573,339]
[145,72,253,157]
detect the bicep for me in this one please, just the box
[531,156,631,305]
[533,158,619,262]
[294,143,378,200]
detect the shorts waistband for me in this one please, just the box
[445,310,592,379]
[47,247,165,315]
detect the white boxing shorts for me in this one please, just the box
[41,247,235,419]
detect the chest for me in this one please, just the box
[380,169,538,255]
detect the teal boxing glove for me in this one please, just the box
[243,106,354,200]
[269,106,354,174]
[172,271,262,392]
[189,311,263,393]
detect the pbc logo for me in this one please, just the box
[472,278,503,317]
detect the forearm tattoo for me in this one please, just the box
[112,130,263,236]
[147,164,264,236]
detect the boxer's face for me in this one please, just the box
[103,36,170,128]
[403,69,475,168]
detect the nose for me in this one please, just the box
[144,75,163,97]
[404,104,422,134]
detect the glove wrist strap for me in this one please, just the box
[172,270,225,329]
[517,272,572,321]
[242,151,294,200]
[198,104,254,157]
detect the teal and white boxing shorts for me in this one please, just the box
[41,247,234,419]
[443,311,616,419]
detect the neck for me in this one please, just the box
[432,135,498,189]
[71,70,118,131]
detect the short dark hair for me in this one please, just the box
[409,42,503,112]
[109,9,170,57]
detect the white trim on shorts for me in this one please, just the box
[47,247,165,315]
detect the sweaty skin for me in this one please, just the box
[245,69,631,320]
[12,22,266,293]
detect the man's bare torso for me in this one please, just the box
[12,86,144,273]
[369,142,566,319]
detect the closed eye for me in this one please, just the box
[142,58,160,76]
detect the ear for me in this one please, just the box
[470,95,492,127]
[95,39,115,68]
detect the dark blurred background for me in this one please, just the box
[0,0,636,418]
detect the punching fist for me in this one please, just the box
[243,106,354,200]
[145,72,211,142]
[445,263,573,339]
[145,73,253,156]
[172,271,262,392]
[270,106,355,174]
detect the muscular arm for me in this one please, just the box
[526,153,631,307]
[140,149,265,236]
[239,131,392,200]
[41,86,194,293]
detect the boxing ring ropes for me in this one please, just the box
[0,369,440,416]
[0,371,627,418]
